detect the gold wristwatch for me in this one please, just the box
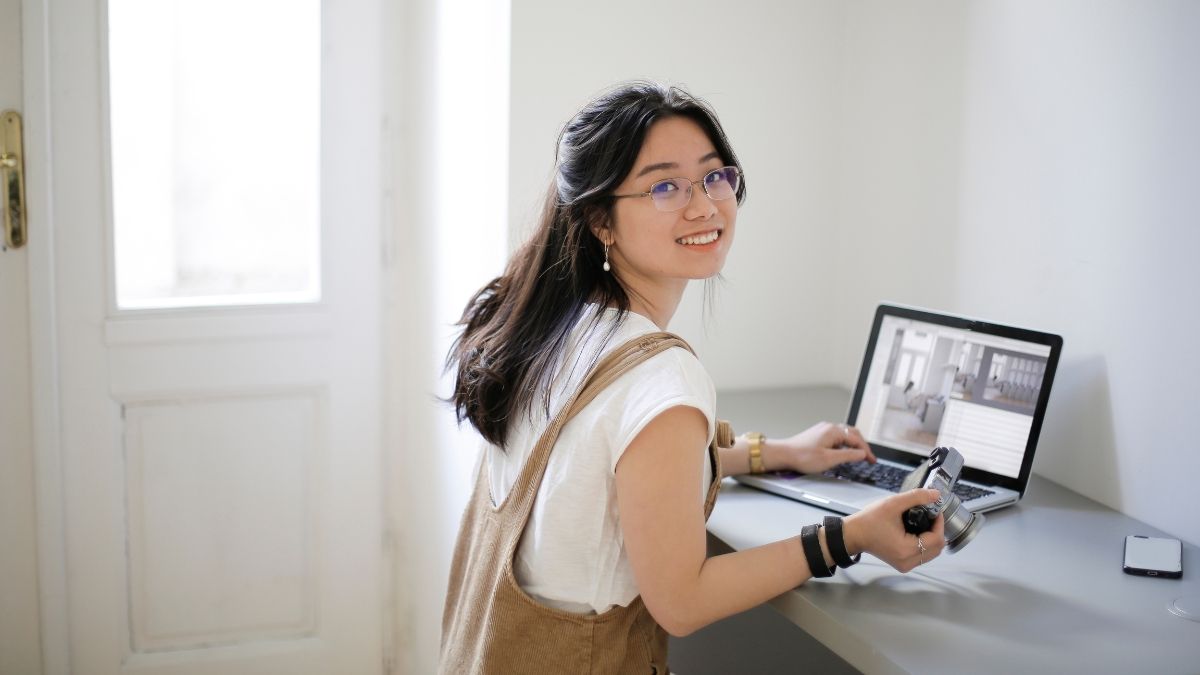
[746,432,766,474]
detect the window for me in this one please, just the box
[109,0,321,309]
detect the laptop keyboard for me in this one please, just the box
[823,461,995,502]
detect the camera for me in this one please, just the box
[900,446,984,553]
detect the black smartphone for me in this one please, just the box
[1123,535,1183,579]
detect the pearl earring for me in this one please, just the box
[603,243,611,272]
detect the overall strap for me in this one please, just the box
[502,332,693,523]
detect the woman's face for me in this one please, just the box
[604,116,737,300]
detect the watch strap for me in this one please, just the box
[747,432,766,474]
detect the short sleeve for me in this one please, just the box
[595,345,717,473]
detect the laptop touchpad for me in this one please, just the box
[796,475,892,510]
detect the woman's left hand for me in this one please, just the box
[768,421,876,474]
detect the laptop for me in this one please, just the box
[736,303,1063,515]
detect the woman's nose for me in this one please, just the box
[682,184,717,220]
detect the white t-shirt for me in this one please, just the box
[486,306,716,614]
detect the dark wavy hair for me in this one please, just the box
[447,81,746,448]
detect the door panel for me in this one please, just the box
[1,0,44,672]
[123,390,322,652]
[34,0,385,672]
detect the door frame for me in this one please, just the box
[22,0,71,670]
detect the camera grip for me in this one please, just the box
[903,506,935,534]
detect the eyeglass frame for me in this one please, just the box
[611,166,743,212]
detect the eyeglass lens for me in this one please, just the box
[648,166,740,212]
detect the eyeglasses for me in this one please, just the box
[612,166,742,213]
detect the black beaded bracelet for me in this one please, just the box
[822,516,861,569]
[800,524,836,578]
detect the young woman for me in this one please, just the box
[442,81,945,673]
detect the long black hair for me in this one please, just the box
[447,81,746,448]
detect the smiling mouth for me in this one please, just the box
[676,230,721,246]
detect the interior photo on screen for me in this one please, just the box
[855,315,1051,479]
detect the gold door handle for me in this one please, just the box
[2,109,27,251]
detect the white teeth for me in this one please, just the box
[677,230,720,245]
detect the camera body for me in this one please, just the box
[901,446,984,553]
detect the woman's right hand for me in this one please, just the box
[843,488,946,573]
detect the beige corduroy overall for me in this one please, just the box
[439,332,730,674]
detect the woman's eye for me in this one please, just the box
[650,181,678,195]
[706,170,728,185]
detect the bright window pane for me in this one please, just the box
[109,0,320,310]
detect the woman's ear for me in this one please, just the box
[585,205,611,245]
[591,226,611,247]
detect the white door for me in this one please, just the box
[1,0,45,673]
[27,0,386,672]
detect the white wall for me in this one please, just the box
[383,0,509,672]
[829,0,1200,545]
[964,1,1200,544]
[829,2,967,348]
[509,0,1200,544]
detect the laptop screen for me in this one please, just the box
[847,305,1063,494]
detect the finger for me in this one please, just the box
[820,447,869,469]
[913,532,933,568]
[927,516,947,556]
[848,429,877,463]
[893,488,942,511]
[800,448,866,475]
[908,519,946,566]
[837,424,870,451]
[930,513,946,539]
